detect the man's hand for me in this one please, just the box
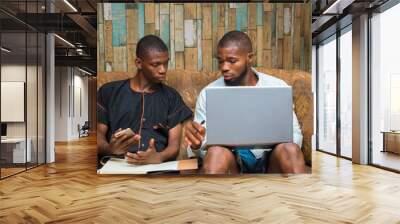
[184,121,205,150]
[109,128,141,155]
[125,138,163,165]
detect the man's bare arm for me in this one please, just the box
[159,124,182,161]
[97,123,112,156]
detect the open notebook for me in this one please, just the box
[97,158,198,174]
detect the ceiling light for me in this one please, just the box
[63,0,78,12]
[77,67,93,76]
[1,47,11,53]
[322,0,355,15]
[54,34,75,48]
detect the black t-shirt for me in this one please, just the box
[97,79,193,154]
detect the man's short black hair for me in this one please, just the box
[217,30,253,53]
[136,35,168,59]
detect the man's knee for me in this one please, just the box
[202,146,235,174]
[273,143,305,173]
[275,143,303,158]
[207,146,230,156]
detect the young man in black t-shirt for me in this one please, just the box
[97,35,192,165]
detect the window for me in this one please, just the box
[0,1,47,179]
[317,35,337,155]
[370,2,400,171]
[339,27,352,158]
[390,74,400,130]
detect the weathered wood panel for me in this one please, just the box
[111,4,126,47]
[126,8,138,45]
[144,3,155,24]
[98,3,311,73]
[175,52,184,70]
[184,47,197,70]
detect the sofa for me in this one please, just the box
[98,67,313,165]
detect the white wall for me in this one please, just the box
[54,67,89,141]
[55,66,69,141]
[72,72,89,138]
[1,65,35,137]
[1,65,26,141]
[1,65,26,82]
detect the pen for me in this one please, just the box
[195,120,205,134]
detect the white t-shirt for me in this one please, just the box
[188,68,303,159]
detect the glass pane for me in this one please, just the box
[340,28,352,158]
[38,32,45,165]
[0,1,46,178]
[27,31,38,169]
[318,36,337,154]
[371,4,400,171]
[1,30,27,177]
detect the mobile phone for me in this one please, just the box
[114,128,134,138]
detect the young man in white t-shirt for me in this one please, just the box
[184,31,306,174]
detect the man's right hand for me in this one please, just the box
[184,121,205,150]
[109,128,141,155]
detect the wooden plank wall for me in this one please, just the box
[98,3,311,73]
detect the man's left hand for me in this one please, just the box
[125,138,163,165]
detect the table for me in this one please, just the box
[1,138,32,163]
[381,131,400,154]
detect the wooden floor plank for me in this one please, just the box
[0,135,399,223]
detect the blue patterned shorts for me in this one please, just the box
[234,148,270,173]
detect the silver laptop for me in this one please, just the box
[205,86,293,147]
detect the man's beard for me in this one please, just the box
[224,65,248,86]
